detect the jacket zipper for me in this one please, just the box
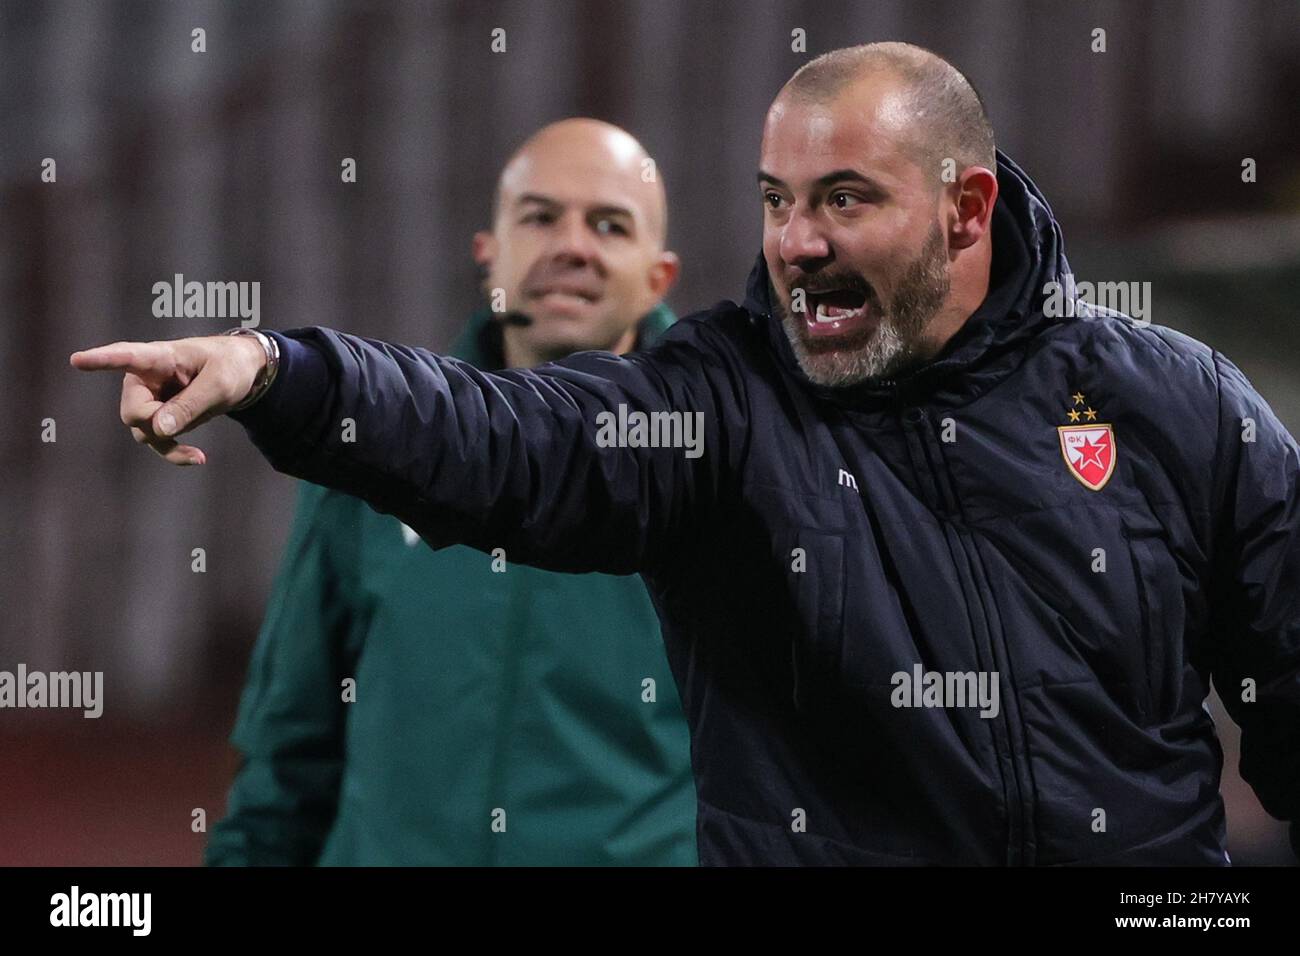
[896,389,1034,865]
[767,304,1035,861]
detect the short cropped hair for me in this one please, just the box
[784,42,996,176]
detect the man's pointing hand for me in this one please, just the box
[69,334,268,466]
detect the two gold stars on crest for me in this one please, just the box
[1067,391,1098,422]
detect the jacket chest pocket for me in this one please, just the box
[994,505,1177,726]
[1122,523,1186,725]
[772,525,847,711]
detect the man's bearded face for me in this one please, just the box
[759,85,955,386]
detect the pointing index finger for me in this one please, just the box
[69,341,169,373]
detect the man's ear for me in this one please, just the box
[647,251,681,300]
[948,167,998,251]
[472,231,497,282]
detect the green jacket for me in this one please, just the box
[206,305,697,865]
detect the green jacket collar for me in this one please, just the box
[449,302,676,370]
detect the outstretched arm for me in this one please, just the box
[71,319,749,574]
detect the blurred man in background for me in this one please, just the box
[204,118,695,865]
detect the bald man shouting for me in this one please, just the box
[198,119,693,866]
[75,45,1300,866]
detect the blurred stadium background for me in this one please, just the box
[2,0,1297,864]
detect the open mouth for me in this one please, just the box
[799,286,876,338]
[809,288,868,322]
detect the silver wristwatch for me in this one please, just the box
[223,327,281,411]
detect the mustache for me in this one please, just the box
[786,270,879,306]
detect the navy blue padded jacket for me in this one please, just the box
[230,151,1300,865]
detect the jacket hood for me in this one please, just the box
[742,148,1071,406]
[450,301,677,369]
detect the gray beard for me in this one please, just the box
[777,223,951,387]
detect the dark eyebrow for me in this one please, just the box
[757,169,888,193]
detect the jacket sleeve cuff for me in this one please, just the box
[226,329,334,453]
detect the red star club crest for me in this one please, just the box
[1058,422,1116,490]
[1057,392,1116,490]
